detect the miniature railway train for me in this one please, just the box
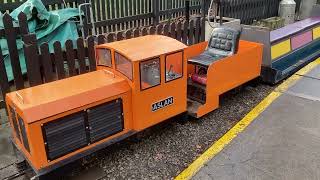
[5,23,320,178]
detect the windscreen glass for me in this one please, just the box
[140,58,160,90]
[115,52,133,80]
[96,48,112,67]
[166,52,183,82]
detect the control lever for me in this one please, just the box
[167,65,176,79]
[16,92,24,104]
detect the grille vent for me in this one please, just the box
[9,107,21,142]
[17,115,30,152]
[88,99,124,143]
[42,98,124,161]
[43,113,87,160]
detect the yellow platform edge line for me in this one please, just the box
[175,58,320,180]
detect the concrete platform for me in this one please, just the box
[191,61,320,179]
[0,123,19,179]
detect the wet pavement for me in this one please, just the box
[0,108,7,125]
[0,122,19,180]
[193,62,320,180]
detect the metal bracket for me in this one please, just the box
[79,0,96,39]
[15,92,24,104]
[103,69,115,78]
[0,100,5,109]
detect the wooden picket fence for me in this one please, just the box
[0,12,96,109]
[95,17,205,45]
[0,12,205,110]
[79,0,204,36]
[0,13,29,107]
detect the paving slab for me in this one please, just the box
[193,73,320,180]
[0,117,19,180]
[0,108,8,125]
[286,76,320,100]
[298,64,320,79]
[0,123,15,168]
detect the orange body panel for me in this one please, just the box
[186,40,263,118]
[185,42,208,76]
[131,51,187,131]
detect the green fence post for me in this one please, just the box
[185,0,190,22]
[153,0,160,25]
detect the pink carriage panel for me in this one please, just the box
[291,31,313,50]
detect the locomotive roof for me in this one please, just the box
[96,35,187,61]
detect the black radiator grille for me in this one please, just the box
[88,99,124,143]
[17,115,30,152]
[9,107,21,142]
[43,113,87,160]
[42,98,124,161]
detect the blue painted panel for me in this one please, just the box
[271,38,320,83]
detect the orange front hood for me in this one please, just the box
[7,70,131,123]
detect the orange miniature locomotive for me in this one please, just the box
[6,28,263,176]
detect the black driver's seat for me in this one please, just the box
[188,27,241,67]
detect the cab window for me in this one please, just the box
[115,52,133,80]
[165,52,183,82]
[96,48,112,67]
[140,58,160,90]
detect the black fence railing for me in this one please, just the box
[1,0,204,36]
[204,0,281,25]
[81,0,204,36]
[0,0,79,13]
[1,0,281,35]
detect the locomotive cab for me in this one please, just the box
[95,35,188,131]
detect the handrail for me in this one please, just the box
[103,69,115,78]
[15,92,24,104]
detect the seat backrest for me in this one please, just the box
[207,27,241,57]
